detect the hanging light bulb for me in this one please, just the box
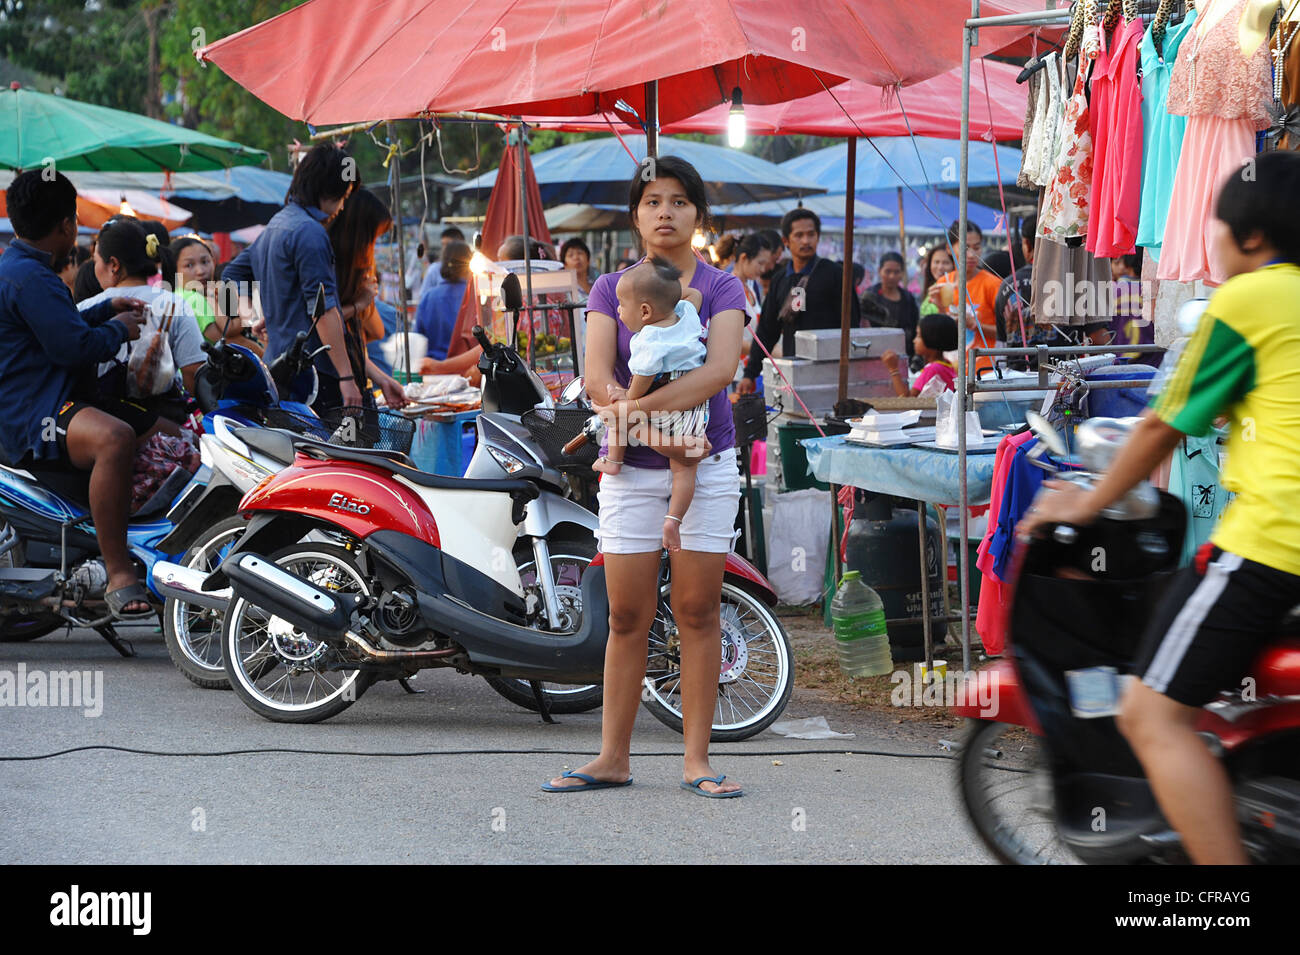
[727,87,746,149]
[118,195,136,218]
[470,250,492,303]
[691,231,707,250]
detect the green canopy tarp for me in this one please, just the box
[1,85,267,173]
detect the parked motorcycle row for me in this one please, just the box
[0,285,795,742]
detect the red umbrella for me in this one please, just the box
[198,0,1050,126]
[445,129,554,359]
[527,60,1029,141]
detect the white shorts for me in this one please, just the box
[596,450,741,554]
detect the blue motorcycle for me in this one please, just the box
[0,339,324,656]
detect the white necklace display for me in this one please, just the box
[1274,3,1300,101]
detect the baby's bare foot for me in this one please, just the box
[593,456,623,475]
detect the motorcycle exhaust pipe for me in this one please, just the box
[220,552,361,639]
[342,631,461,663]
[153,562,232,612]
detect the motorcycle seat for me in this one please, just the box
[233,427,298,467]
[287,432,540,499]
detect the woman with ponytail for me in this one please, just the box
[78,218,207,401]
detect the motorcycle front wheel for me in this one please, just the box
[958,719,1079,864]
[222,543,374,724]
[641,580,793,742]
[483,540,604,714]
[164,515,247,689]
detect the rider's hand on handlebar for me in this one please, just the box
[1017,480,1099,540]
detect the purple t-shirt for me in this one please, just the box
[587,259,745,469]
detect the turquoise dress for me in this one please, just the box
[1136,11,1198,261]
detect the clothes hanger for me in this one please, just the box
[1153,0,1178,51]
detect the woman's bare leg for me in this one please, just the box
[547,549,662,788]
[670,548,740,795]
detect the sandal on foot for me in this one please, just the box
[105,583,153,621]
[681,774,743,798]
[541,771,633,793]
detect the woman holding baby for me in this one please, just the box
[543,157,746,798]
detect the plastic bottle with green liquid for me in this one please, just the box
[830,570,893,677]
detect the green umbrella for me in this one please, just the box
[1,84,267,173]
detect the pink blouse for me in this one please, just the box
[1166,0,1272,127]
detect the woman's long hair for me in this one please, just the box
[328,187,393,307]
[921,243,955,299]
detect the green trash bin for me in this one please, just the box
[779,420,849,492]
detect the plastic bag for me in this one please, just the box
[127,299,178,398]
[766,488,830,605]
[130,431,200,516]
[769,716,856,740]
[934,390,984,449]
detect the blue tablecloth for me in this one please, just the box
[802,436,998,506]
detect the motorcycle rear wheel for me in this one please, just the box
[0,523,62,642]
[958,719,1079,864]
[222,543,375,724]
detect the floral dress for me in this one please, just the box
[1039,23,1102,241]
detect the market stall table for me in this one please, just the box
[802,435,1001,673]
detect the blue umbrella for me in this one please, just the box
[165,165,293,232]
[779,137,1021,192]
[716,190,1001,234]
[455,135,825,206]
[169,165,293,205]
[714,193,890,229]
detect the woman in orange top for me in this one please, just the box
[925,221,1001,377]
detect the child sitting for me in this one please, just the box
[881,313,959,397]
[595,256,709,552]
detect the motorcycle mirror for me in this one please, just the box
[1025,410,1069,458]
[500,272,524,311]
[559,376,586,406]
[1176,298,1209,337]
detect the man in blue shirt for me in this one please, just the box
[222,144,364,413]
[0,171,151,617]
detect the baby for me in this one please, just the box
[595,256,710,552]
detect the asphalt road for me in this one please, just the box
[0,625,998,864]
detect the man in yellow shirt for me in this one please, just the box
[926,221,1002,377]
[1022,151,1300,864]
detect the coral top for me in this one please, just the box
[1087,17,1146,258]
[1166,0,1272,128]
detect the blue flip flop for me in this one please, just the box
[541,771,633,793]
[681,774,743,798]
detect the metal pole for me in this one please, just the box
[387,121,411,380]
[645,81,659,159]
[956,1,977,674]
[963,8,1073,26]
[897,187,906,269]
[516,122,537,371]
[918,499,933,676]
[838,137,856,405]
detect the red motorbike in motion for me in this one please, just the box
[956,415,1300,864]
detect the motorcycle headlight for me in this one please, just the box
[487,447,528,474]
